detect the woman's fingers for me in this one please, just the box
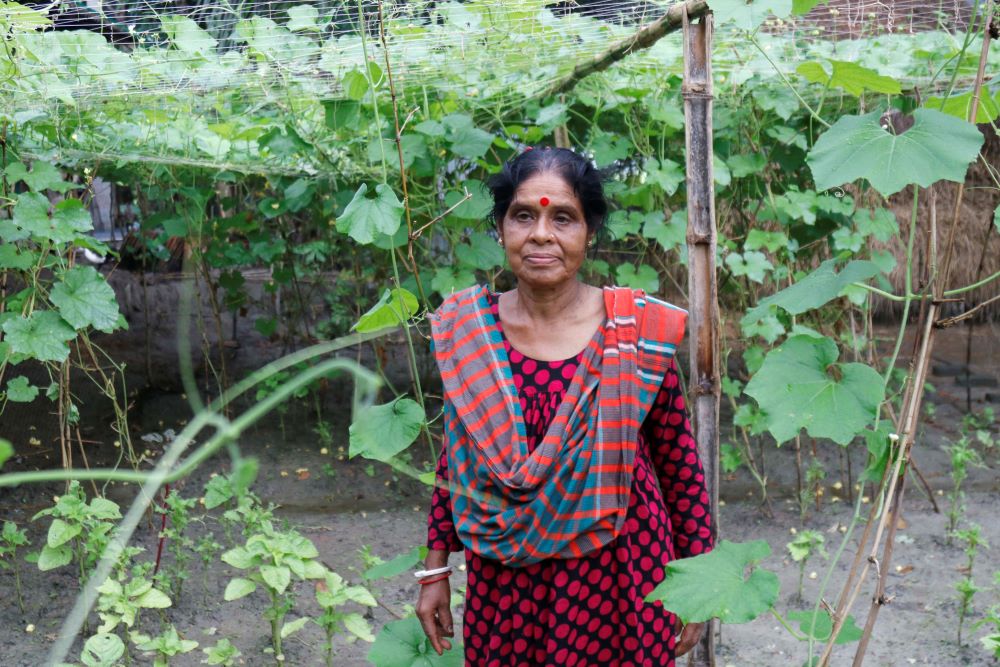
[675,621,705,657]
[438,599,455,637]
[416,606,443,654]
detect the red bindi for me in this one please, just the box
[539,197,550,207]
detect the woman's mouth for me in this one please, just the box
[524,254,559,265]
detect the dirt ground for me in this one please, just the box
[1,324,999,666]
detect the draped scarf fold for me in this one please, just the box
[430,284,687,567]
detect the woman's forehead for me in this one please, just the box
[512,173,580,206]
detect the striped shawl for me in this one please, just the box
[430,284,687,567]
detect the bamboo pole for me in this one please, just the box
[682,8,719,667]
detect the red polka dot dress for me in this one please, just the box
[427,292,715,667]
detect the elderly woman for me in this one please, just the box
[416,147,714,667]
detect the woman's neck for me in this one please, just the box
[509,280,589,325]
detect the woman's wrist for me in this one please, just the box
[424,548,450,570]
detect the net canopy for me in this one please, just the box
[2,0,996,174]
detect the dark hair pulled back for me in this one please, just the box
[486,147,608,234]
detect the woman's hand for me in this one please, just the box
[674,617,706,657]
[416,578,455,656]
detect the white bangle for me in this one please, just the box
[414,565,453,579]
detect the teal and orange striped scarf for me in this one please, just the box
[430,284,687,567]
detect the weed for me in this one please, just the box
[952,524,989,646]
[132,625,198,666]
[0,520,30,614]
[221,520,327,665]
[787,530,827,602]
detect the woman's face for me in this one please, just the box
[498,171,592,290]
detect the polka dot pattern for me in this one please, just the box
[427,292,714,666]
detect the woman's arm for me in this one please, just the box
[427,441,463,553]
[644,358,715,558]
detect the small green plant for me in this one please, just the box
[314,571,378,666]
[133,625,199,666]
[787,529,827,602]
[945,435,986,542]
[952,524,989,646]
[155,489,198,599]
[221,521,328,665]
[194,533,223,604]
[314,419,335,450]
[95,563,172,664]
[31,481,121,584]
[201,638,242,666]
[974,595,1000,659]
[0,520,30,613]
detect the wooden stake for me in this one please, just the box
[682,8,719,667]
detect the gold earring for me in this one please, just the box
[498,237,504,247]
[587,237,595,247]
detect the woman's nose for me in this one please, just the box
[529,215,554,242]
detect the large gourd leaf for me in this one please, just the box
[2,310,77,362]
[741,259,881,328]
[644,539,778,624]
[337,183,404,245]
[350,398,425,462]
[160,16,217,56]
[711,0,792,31]
[368,616,463,666]
[807,108,984,197]
[744,335,884,445]
[50,266,123,333]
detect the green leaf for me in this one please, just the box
[792,0,827,14]
[4,162,76,193]
[925,90,1000,125]
[221,546,256,570]
[645,539,779,624]
[2,310,77,362]
[444,180,491,220]
[741,259,881,328]
[13,195,93,244]
[745,230,787,253]
[135,586,172,609]
[721,443,744,473]
[431,267,477,299]
[363,546,426,581]
[286,4,319,31]
[223,577,257,601]
[353,288,419,333]
[744,335,884,445]
[337,183,404,245]
[796,60,901,97]
[88,497,121,520]
[160,16,217,56]
[6,376,38,402]
[994,203,1000,235]
[349,398,425,462]
[280,617,311,638]
[728,154,767,179]
[443,114,494,160]
[368,616,464,666]
[615,264,659,293]
[343,612,376,642]
[642,213,686,252]
[50,266,123,333]
[343,69,370,100]
[455,231,505,271]
[81,633,125,667]
[0,439,12,468]
[786,610,863,644]
[47,518,81,548]
[711,0,793,31]
[261,565,291,594]
[725,251,773,284]
[38,544,73,570]
[807,109,984,197]
[0,244,36,270]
